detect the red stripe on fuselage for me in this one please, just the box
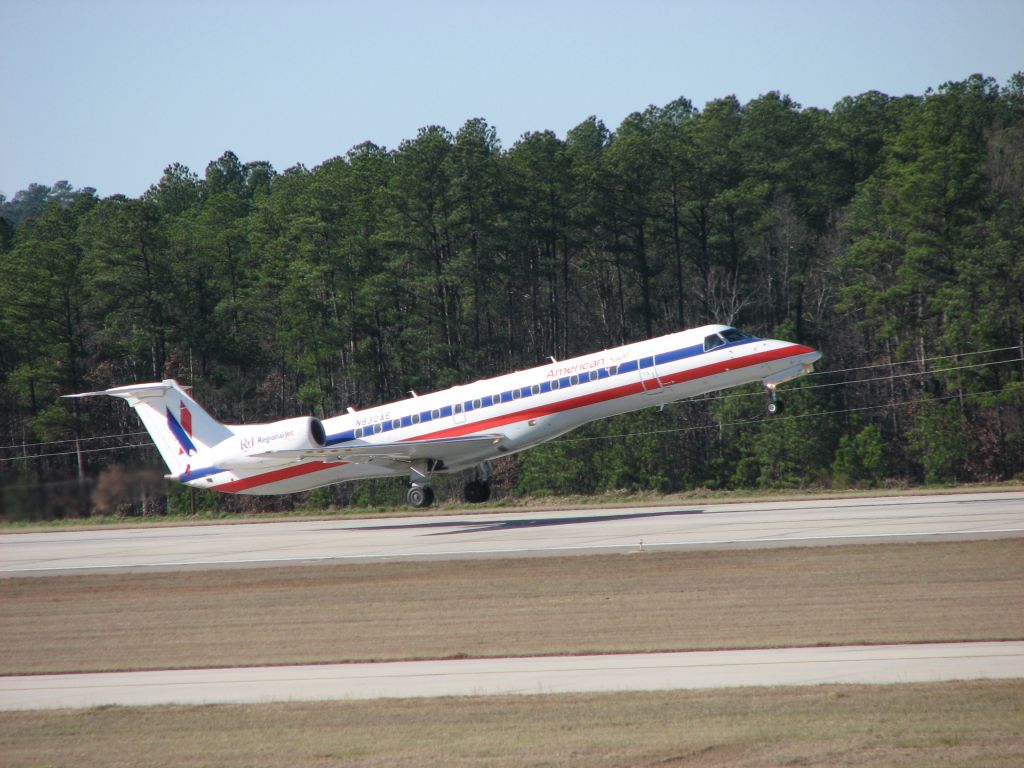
[215,343,811,493]
[215,461,346,493]
[413,343,811,441]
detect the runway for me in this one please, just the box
[2,491,1022,576]
[3,494,1021,713]
[1,642,1020,710]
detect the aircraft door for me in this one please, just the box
[638,355,663,394]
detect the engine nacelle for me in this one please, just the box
[206,416,327,469]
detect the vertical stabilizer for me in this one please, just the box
[65,380,233,475]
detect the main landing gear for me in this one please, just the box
[406,462,493,508]
[407,484,435,508]
[463,461,492,504]
[463,479,491,504]
[766,387,785,415]
[406,481,491,508]
[407,458,437,508]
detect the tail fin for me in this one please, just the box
[65,380,233,475]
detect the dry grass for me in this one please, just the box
[1,681,1022,767]
[2,539,1022,675]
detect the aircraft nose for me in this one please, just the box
[789,344,822,367]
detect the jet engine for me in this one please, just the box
[205,416,327,469]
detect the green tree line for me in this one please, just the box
[2,74,1022,517]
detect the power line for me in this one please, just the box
[553,386,1019,446]
[804,344,1023,377]
[0,431,149,451]
[685,355,1023,405]
[0,442,157,463]
[795,357,1022,391]
[1,348,1021,462]
[7,378,1020,463]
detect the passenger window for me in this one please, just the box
[373,423,382,434]
[454,403,462,414]
[704,334,726,352]
[392,419,400,430]
[512,389,521,400]
[570,374,579,385]
[411,414,420,425]
[531,384,540,395]
[430,409,440,420]
[551,379,560,390]
[354,427,363,438]
[473,399,482,409]
[589,370,598,381]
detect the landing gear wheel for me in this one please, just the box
[767,400,785,415]
[463,480,491,504]
[407,485,435,508]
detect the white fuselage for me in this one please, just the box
[187,325,820,495]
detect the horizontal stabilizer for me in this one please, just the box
[63,381,181,402]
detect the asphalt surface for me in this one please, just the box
[1,642,1020,710]
[2,492,1022,576]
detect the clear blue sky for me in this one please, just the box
[2,0,1021,199]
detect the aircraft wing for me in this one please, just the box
[253,434,504,465]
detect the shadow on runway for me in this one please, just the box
[343,509,704,536]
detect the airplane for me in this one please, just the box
[66,325,821,508]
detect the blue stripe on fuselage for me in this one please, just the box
[322,335,761,446]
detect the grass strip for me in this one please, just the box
[1,681,1021,767]
[2,539,1021,675]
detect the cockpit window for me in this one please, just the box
[720,328,750,343]
[704,334,726,352]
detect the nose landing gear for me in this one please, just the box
[762,363,811,416]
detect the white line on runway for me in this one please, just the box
[1,642,1021,710]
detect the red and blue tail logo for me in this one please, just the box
[167,402,198,456]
